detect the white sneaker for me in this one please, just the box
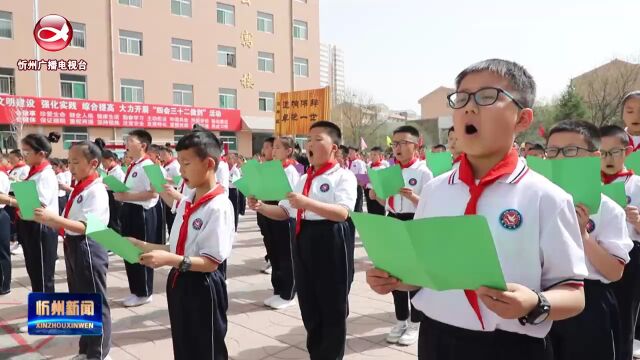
[122,294,137,305]
[71,355,87,360]
[386,320,407,344]
[268,296,296,310]
[398,321,420,346]
[261,261,272,274]
[107,250,114,256]
[263,295,280,307]
[10,243,22,255]
[18,323,28,333]
[633,347,640,359]
[124,295,152,307]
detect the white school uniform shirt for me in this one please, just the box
[284,164,301,190]
[29,164,60,214]
[411,157,588,338]
[9,164,29,182]
[229,165,242,189]
[123,158,159,209]
[216,160,230,196]
[583,195,633,283]
[349,159,367,176]
[65,178,110,236]
[385,160,433,214]
[169,187,235,263]
[56,171,72,197]
[0,172,9,209]
[107,165,125,182]
[163,159,181,181]
[279,164,357,220]
[614,174,640,242]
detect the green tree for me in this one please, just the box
[553,84,588,123]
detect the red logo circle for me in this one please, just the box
[33,14,73,52]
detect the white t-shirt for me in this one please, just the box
[614,174,640,242]
[229,165,241,189]
[107,165,125,183]
[349,159,368,176]
[385,160,433,214]
[284,164,301,190]
[123,157,159,209]
[28,164,59,214]
[65,178,110,236]
[56,171,72,197]
[216,160,230,196]
[0,172,9,209]
[163,159,181,181]
[9,164,29,182]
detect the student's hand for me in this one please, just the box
[366,268,400,295]
[575,204,590,237]
[399,187,419,203]
[477,283,539,319]
[162,184,180,197]
[34,208,57,224]
[287,192,310,209]
[369,189,377,200]
[625,205,640,225]
[247,196,262,211]
[0,193,12,205]
[139,250,173,269]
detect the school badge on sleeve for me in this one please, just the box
[192,218,203,230]
[499,209,523,230]
[320,183,330,193]
[586,219,596,234]
[408,178,417,186]
[76,195,83,204]
[132,172,138,178]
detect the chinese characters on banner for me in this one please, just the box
[275,87,331,135]
[0,95,242,131]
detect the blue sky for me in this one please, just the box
[319,0,640,113]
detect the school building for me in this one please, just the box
[0,0,320,158]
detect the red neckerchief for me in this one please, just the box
[12,162,26,171]
[163,158,176,169]
[26,161,50,180]
[420,154,426,161]
[458,148,519,329]
[60,172,99,236]
[172,185,225,287]
[370,161,382,168]
[124,156,149,183]
[0,165,8,174]
[453,155,462,164]
[602,169,635,185]
[296,161,337,235]
[388,157,418,212]
[628,131,640,152]
[282,158,297,168]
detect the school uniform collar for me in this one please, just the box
[448,154,529,185]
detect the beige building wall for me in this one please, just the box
[418,86,454,120]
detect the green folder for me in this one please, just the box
[85,214,143,264]
[351,212,507,291]
[625,151,640,174]
[102,175,129,193]
[368,165,405,199]
[10,180,40,221]
[143,164,167,193]
[172,175,182,185]
[97,168,107,178]
[527,156,601,214]
[233,160,292,200]
[121,165,128,174]
[426,151,453,177]
[602,182,628,208]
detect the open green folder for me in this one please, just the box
[86,214,143,264]
[527,156,601,214]
[351,212,507,291]
[10,180,40,221]
[626,151,640,174]
[368,165,405,199]
[143,164,167,193]
[233,160,292,200]
[102,175,129,193]
[426,151,453,177]
[602,182,628,208]
[172,175,182,185]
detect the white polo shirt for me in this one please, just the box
[163,159,181,181]
[229,165,241,189]
[216,160,230,196]
[65,178,110,236]
[349,159,367,177]
[56,171,72,197]
[284,164,301,190]
[279,164,357,221]
[614,174,640,242]
[0,172,9,209]
[9,164,29,182]
[123,158,159,209]
[29,165,60,214]
[385,160,433,214]
[107,165,125,182]
[169,187,235,263]
[411,157,588,338]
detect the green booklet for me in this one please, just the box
[368,165,405,199]
[351,212,507,291]
[102,175,129,193]
[86,214,143,264]
[11,180,40,220]
[426,151,453,177]
[233,160,292,200]
[172,175,182,185]
[602,182,627,208]
[625,151,640,174]
[143,164,168,193]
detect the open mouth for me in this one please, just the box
[465,124,478,135]
[606,164,615,169]
[308,150,314,158]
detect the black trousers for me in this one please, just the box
[120,203,158,297]
[550,279,619,360]
[364,188,385,216]
[388,212,422,323]
[612,242,640,360]
[0,208,11,293]
[106,191,122,234]
[418,316,552,360]
[228,188,240,232]
[167,269,228,360]
[271,218,296,300]
[295,220,354,360]
[17,219,57,292]
[164,201,176,235]
[238,192,246,216]
[58,195,68,216]
[257,201,278,263]
[64,235,112,359]
[6,199,16,242]
[354,185,364,213]
[155,200,167,245]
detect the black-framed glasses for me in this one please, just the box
[545,146,596,159]
[391,140,416,148]
[447,87,525,110]
[600,148,626,158]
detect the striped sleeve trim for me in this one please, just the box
[200,252,222,265]
[613,254,628,265]
[279,205,291,218]
[543,278,585,290]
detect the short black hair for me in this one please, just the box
[61,159,69,166]
[71,141,103,162]
[600,124,630,147]
[129,129,152,150]
[348,146,359,152]
[370,146,383,152]
[50,158,61,167]
[529,143,545,152]
[148,144,162,154]
[22,132,60,157]
[339,144,348,157]
[455,58,536,109]
[547,120,600,150]
[102,149,118,160]
[310,121,342,145]
[448,126,455,135]
[393,125,420,138]
[264,137,275,145]
[176,129,222,170]
[432,144,447,151]
[9,149,23,159]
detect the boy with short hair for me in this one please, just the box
[447,126,462,161]
[622,91,640,151]
[525,143,545,158]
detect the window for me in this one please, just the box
[0,11,12,39]
[258,92,274,112]
[120,79,144,103]
[62,127,89,150]
[217,46,236,67]
[293,57,308,77]
[173,83,193,106]
[258,52,274,72]
[220,131,237,151]
[293,20,308,40]
[71,22,86,48]
[171,0,192,17]
[119,30,143,56]
[0,68,15,95]
[174,129,190,142]
[0,125,17,150]
[119,0,142,6]
[60,74,87,99]
[219,88,237,109]
[217,3,235,25]
[257,12,273,33]
[171,38,192,62]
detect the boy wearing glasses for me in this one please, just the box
[370,125,433,346]
[545,120,632,360]
[600,124,640,360]
[367,59,588,360]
